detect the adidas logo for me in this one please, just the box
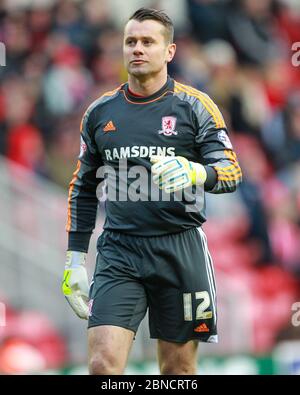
[103,120,116,132]
[194,323,209,333]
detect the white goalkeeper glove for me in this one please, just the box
[151,155,207,193]
[62,251,89,320]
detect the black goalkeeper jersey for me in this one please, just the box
[67,77,242,252]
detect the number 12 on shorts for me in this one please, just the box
[183,291,212,321]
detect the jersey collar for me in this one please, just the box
[123,76,174,104]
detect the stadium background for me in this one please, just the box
[0,0,300,375]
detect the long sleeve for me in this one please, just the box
[203,148,242,194]
[66,107,103,252]
[193,95,242,194]
[174,81,242,194]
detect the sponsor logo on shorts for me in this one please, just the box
[194,323,209,333]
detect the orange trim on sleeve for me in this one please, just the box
[224,149,237,161]
[218,174,242,182]
[174,82,226,129]
[214,164,236,172]
[215,165,242,182]
[213,149,242,182]
[80,117,84,133]
[66,160,81,232]
[215,164,242,180]
[101,85,122,98]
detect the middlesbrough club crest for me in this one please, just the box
[158,116,178,136]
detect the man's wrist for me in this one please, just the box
[189,162,217,190]
[203,166,218,191]
[65,250,87,268]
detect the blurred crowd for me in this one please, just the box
[0,0,300,363]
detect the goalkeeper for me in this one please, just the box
[62,7,242,375]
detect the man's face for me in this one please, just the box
[123,19,175,78]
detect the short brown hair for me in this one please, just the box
[128,7,174,44]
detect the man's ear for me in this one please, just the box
[167,43,176,63]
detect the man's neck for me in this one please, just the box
[128,73,168,97]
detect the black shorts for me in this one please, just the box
[88,227,218,343]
